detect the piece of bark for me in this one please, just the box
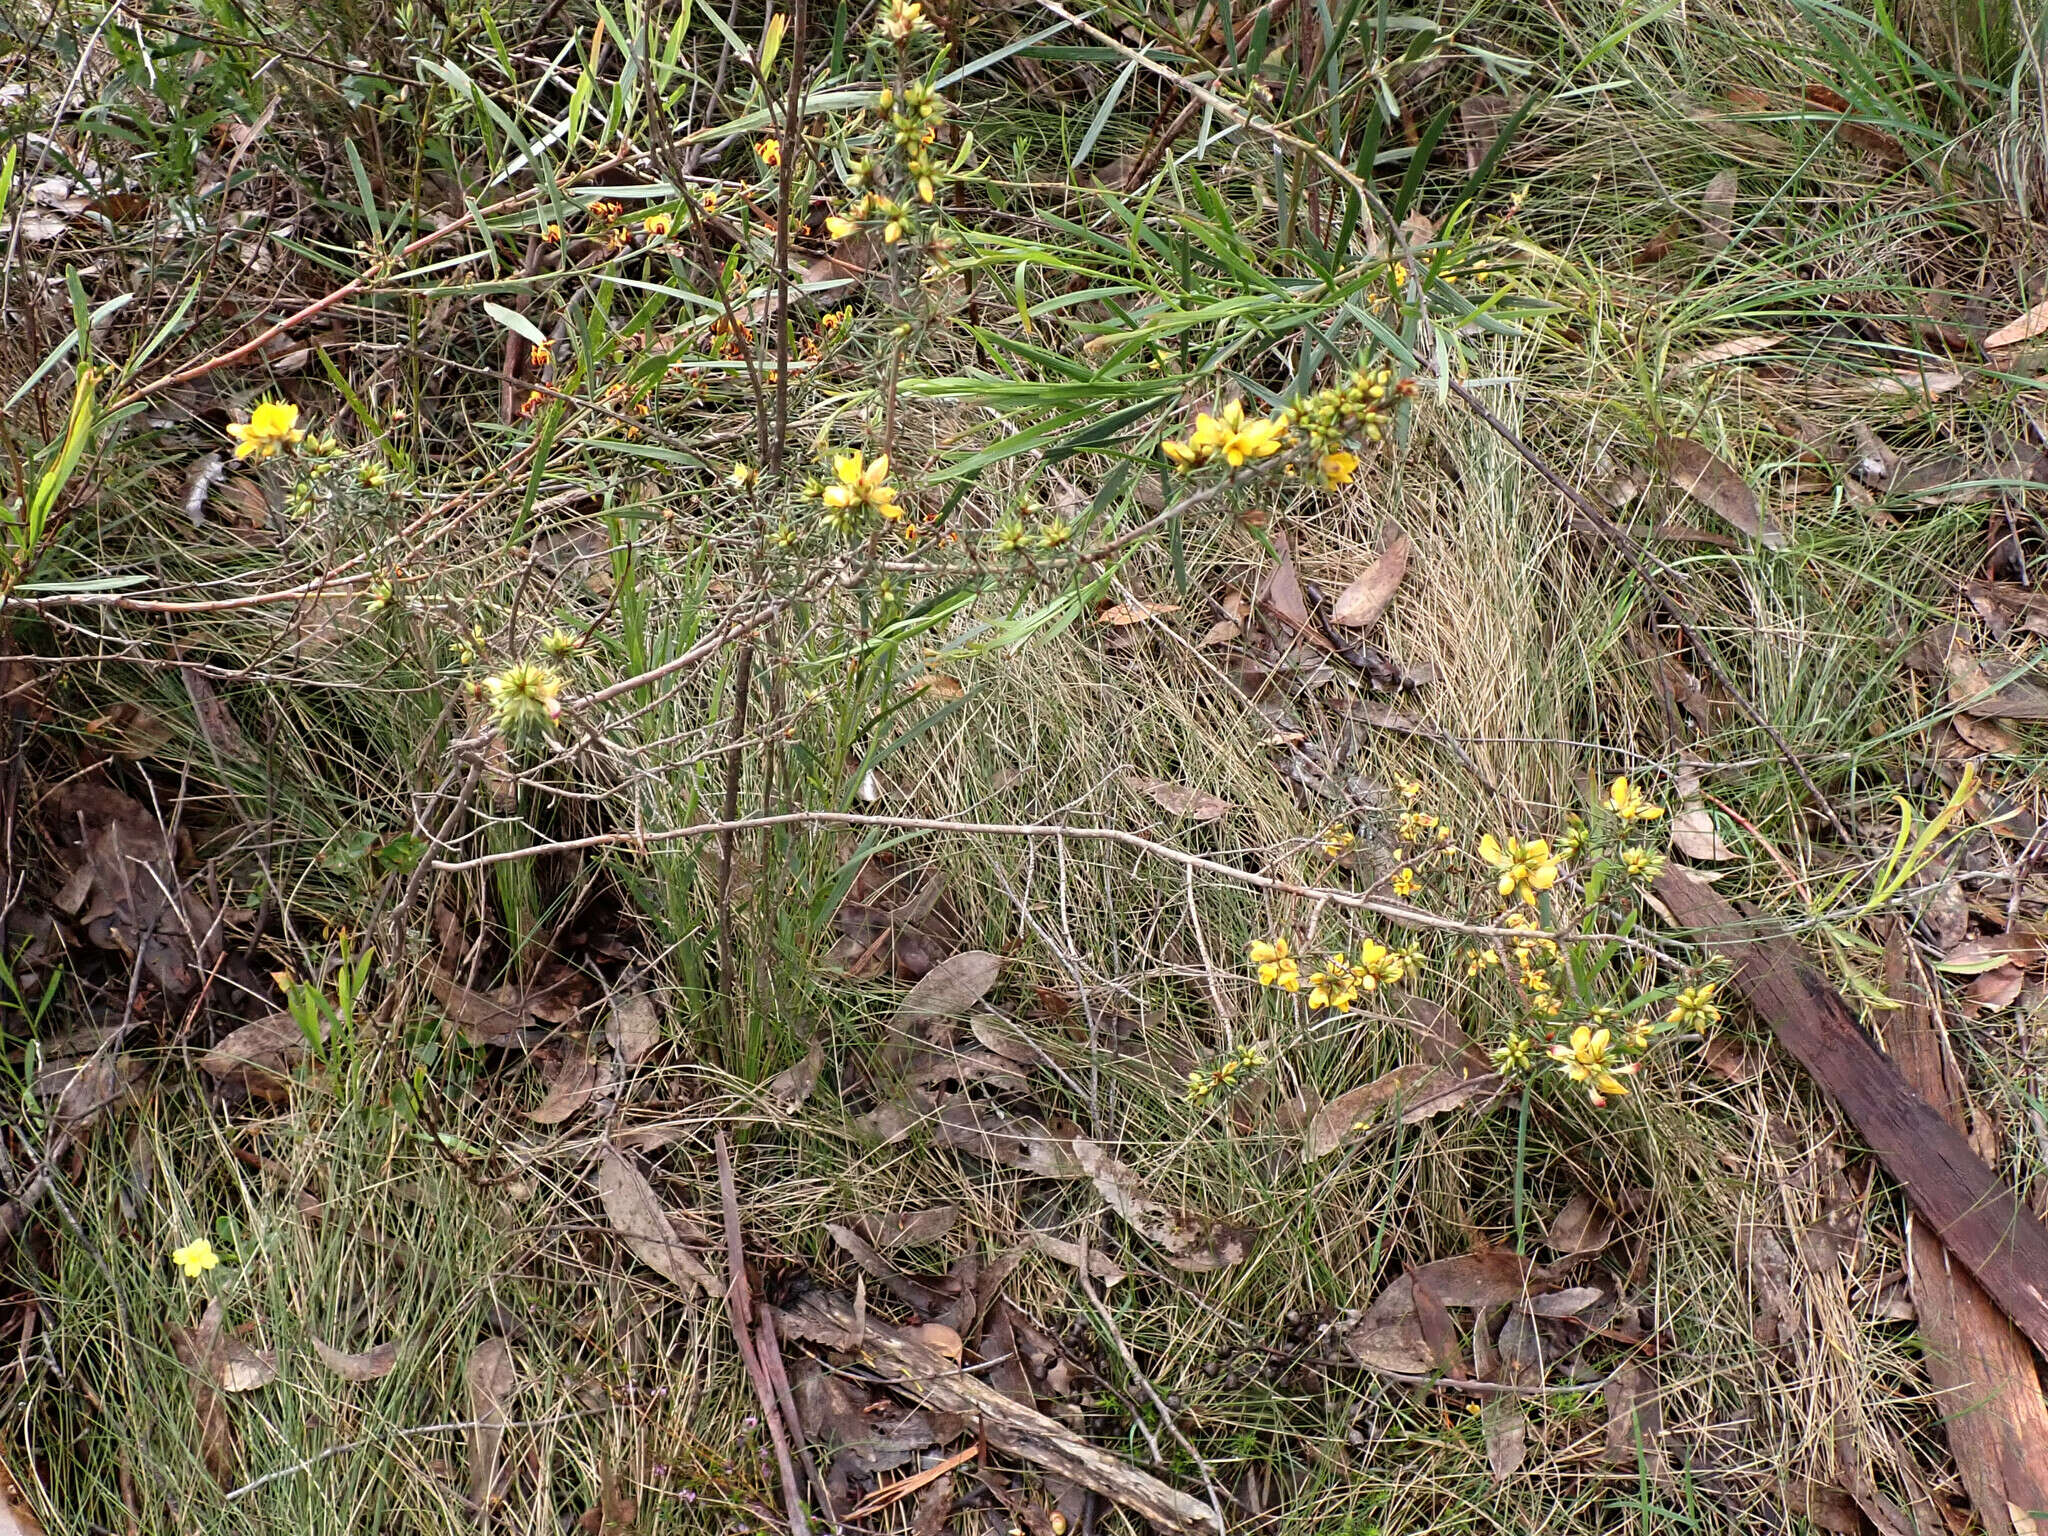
[1881,930,2048,1536]
[1652,868,2048,1356]
[779,1290,1221,1535]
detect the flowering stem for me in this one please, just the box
[1511,1084,1532,1252]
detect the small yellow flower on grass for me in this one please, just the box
[1033,518,1072,550]
[1353,939,1406,989]
[540,626,581,659]
[1396,810,1440,845]
[1623,1019,1657,1052]
[757,137,782,167]
[642,212,673,238]
[1248,937,1299,991]
[484,661,564,733]
[1547,1025,1640,1106]
[172,1238,220,1278]
[729,462,758,489]
[881,0,933,39]
[1618,846,1665,880]
[540,221,564,245]
[1391,866,1419,897]
[226,400,305,461]
[1606,775,1663,822]
[1665,983,1721,1028]
[1398,778,1424,801]
[1321,826,1357,859]
[1464,946,1502,976]
[1318,450,1359,488]
[1478,834,1560,905]
[1307,955,1359,1012]
[826,212,861,240]
[821,450,900,519]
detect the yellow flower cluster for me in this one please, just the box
[1161,400,1289,472]
[1185,1043,1267,1104]
[1397,809,1448,845]
[226,399,305,461]
[1249,937,1298,991]
[1304,941,1408,1011]
[1606,776,1663,822]
[1320,826,1357,859]
[484,661,565,733]
[1665,983,1720,1028]
[817,450,901,530]
[1281,364,1413,452]
[1618,846,1665,880]
[1478,834,1559,905]
[1548,1025,1640,1106]
[880,0,934,40]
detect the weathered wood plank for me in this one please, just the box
[1652,868,2048,1357]
[1881,931,2048,1536]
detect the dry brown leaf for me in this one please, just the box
[1670,807,1737,861]
[1305,1065,1500,1159]
[854,1206,958,1252]
[1602,1362,1665,1467]
[465,1337,517,1509]
[1951,712,2015,754]
[970,1014,1039,1066]
[1329,533,1411,630]
[931,1098,1086,1178]
[200,1011,321,1100]
[1097,600,1178,626]
[1125,774,1231,822]
[0,1446,45,1536]
[912,673,965,700]
[1196,618,1240,647]
[1667,335,1779,377]
[1545,1193,1617,1257]
[171,1301,239,1487]
[1942,634,2048,721]
[527,1050,597,1124]
[425,968,530,1045]
[765,1040,825,1112]
[1967,964,2025,1010]
[1986,296,2048,350]
[1073,1139,1250,1271]
[896,950,1003,1027]
[1412,1251,1538,1308]
[1657,436,1787,549]
[609,983,661,1064]
[1256,530,1328,647]
[1024,1231,1129,1286]
[310,1337,400,1382]
[1342,1274,1432,1373]
[1698,168,1738,252]
[595,1146,721,1297]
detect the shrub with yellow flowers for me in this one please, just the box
[1228,772,1727,1120]
[816,0,975,261]
[1156,362,1419,491]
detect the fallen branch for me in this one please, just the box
[1880,928,2048,1536]
[778,1290,1221,1536]
[715,1133,812,1536]
[1653,868,2048,1355]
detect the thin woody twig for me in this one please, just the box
[426,807,1687,961]
[716,1132,812,1536]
